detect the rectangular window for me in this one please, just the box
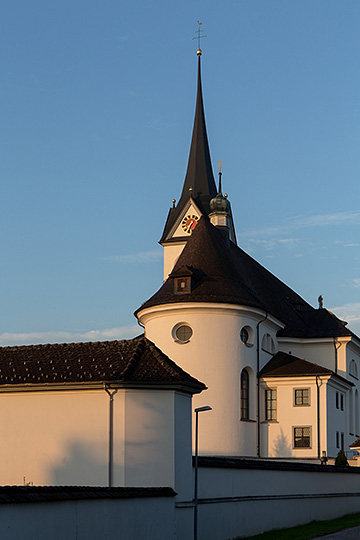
[265,389,277,421]
[340,394,344,411]
[293,427,311,448]
[336,392,339,409]
[336,431,339,448]
[341,432,344,450]
[294,388,310,406]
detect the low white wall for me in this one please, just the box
[188,458,360,539]
[0,489,175,540]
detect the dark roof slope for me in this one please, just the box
[0,486,176,504]
[350,438,360,449]
[160,55,217,244]
[260,351,333,377]
[0,336,205,393]
[140,217,354,340]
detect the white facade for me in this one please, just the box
[0,386,192,497]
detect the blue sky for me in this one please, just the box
[1,0,360,346]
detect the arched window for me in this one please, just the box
[350,360,358,379]
[261,333,275,354]
[241,369,250,420]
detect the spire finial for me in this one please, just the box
[218,161,223,194]
[193,21,207,56]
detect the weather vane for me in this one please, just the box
[192,21,207,55]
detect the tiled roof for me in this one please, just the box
[260,351,333,377]
[350,438,360,449]
[139,217,355,340]
[0,486,176,504]
[0,336,205,393]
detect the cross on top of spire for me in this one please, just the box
[192,21,207,55]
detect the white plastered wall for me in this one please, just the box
[0,386,193,494]
[138,302,282,457]
[260,376,329,459]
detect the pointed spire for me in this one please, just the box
[159,50,219,245]
[177,52,217,212]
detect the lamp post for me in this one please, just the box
[194,405,212,540]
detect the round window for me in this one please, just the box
[240,327,249,344]
[240,325,254,346]
[174,324,193,343]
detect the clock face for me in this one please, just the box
[181,214,199,234]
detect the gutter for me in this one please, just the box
[104,384,118,488]
[316,376,322,460]
[256,312,268,458]
[333,338,342,374]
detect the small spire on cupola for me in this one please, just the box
[209,162,230,216]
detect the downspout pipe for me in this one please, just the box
[333,338,342,374]
[256,312,268,458]
[104,384,118,487]
[316,376,321,460]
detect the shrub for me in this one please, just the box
[335,449,349,467]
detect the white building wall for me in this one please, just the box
[139,302,282,457]
[260,377,325,459]
[0,387,193,492]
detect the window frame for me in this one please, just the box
[265,388,277,421]
[240,369,250,420]
[294,388,310,407]
[293,426,311,449]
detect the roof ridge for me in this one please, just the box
[122,337,145,379]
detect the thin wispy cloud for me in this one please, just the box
[331,303,360,336]
[0,324,140,347]
[104,250,162,264]
[242,211,360,240]
[352,279,360,288]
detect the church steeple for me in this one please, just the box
[177,50,217,215]
[160,47,236,278]
[160,50,217,247]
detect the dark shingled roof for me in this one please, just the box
[0,336,205,393]
[260,351,333,377]
[139,217,355,341]
[350,438,360,449]
[261,351,353,386]
[160,54,217,244]
[0,486,176,504]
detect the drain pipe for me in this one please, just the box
[333,338,342,374]
[316,376,321,460]
[104,384,118,487]
[256,312,268,458]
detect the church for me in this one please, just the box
[1,46,360,490]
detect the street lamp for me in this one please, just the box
[194,405,212,540]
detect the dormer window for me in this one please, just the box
[175,277,191,294]
[170,264,200,295]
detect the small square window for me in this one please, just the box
[294,427,311,448]
[175,277,191,294]
[294,389,310,406]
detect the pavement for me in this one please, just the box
[312,525,360,539]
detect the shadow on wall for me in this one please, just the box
[50,441,121,486]
[273,428,293,458]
